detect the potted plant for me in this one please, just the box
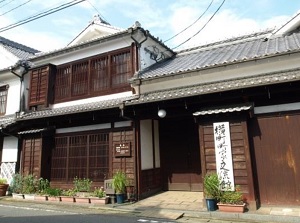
[0,178,9,196]
[112,170,128,204]
[89,187,109,204]
[203,173,221,211]
[10,173,24,199]
[45,187,62,201]
[217,185,246,213]
[35,178,50,201]
[22,174,38,200]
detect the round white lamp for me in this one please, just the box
[158,109,166,118]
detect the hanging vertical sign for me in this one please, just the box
[213,122,235,191]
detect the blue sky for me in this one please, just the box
[1,0,300,52]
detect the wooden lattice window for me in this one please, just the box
[71,61,89,97]
[0,85,8,115]
[90,56,109,92]
[54,47,133,102]
[111,50,131,87]
[55,65,71,100]
[51,133,109,182]
[22,137,41,177]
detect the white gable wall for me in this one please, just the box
[0,46,19,70]
[140,38,173,70]
[32,37,133,67]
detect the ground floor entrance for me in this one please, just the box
[250,114,300,205]
[160,117,202,191]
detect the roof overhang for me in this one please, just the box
[193,103,253,116]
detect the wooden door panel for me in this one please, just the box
[251,115,300,205]
[161,117,201,191]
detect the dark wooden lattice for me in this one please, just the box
[51,133,109,183]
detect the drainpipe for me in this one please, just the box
[10,60,31,115]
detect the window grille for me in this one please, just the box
[0,85,8,115]
[54,48,132,102]
[52,133,109,182]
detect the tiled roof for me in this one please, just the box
[17,95,137,120]
[127,68,300,105]
[31,27,174,61]
[0,115,16,128]
[18,128,47,135]
[0,36,39,59]
[193,103,253,116]
[138,30,300,79]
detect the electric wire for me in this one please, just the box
[164,0,214,43]
[0,0,86,33]
[0,0,32,16]
[0,0,16,9]
[172,0,226,50]
[85,0,109,24]
[0,0,7,4]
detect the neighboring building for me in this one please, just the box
[11,16,174,194]
[126,12,300,208]
[3,11,300,209]
[0,37,39,182]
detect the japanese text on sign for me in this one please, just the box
[114,142,131,157]
[213,122,235,191]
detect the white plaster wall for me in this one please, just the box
[140,119,153,170]
[153,120,160,168]
[141,53,300,94]
[1,136,18,162]
[56,123,111,134]
[6,79,20,115]
[0,46,18,70]
[140,38,173,70]
[32,38,132,67]
[52,91,132,109]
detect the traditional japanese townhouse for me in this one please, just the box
[126,12,300,209]
[13,16,175,195]
[11,11,300,209]
[0,37,39,182]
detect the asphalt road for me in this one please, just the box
[0,203,178,223]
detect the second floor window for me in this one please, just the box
[0,85,8,115]
[55,48,133,102]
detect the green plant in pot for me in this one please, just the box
[217,185,246,213]
[203,173,221,211]
[112,170,128,204]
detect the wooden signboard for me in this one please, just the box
[114,142,131,157]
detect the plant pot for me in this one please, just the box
[47,196,60,202]
[34,195,48,201]
[206,198,218,211]
[75,197,90,203]
[116,194,125,204]
[24,194,35,200]
[60,196,75,203]
[89,197,109,205]
[0,184,9,196]
[12,193,24,199]
[217,203,246,213]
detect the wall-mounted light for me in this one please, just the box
[158,109,166,118]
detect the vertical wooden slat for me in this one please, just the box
[21,137,42,178]
[29,66,49,107]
